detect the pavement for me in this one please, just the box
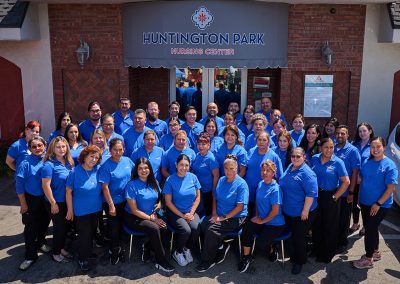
[1,176,400,284]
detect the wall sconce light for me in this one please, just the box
[76,40,90,68]
[321,41,333,68]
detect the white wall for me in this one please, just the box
[0,3,54,139]
[358,4,400,137]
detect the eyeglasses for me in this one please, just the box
[291,154,303,159]
[102,123,114,127]
[31,144,44,149]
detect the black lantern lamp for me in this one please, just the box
[321,41,333,68]
[76,40,90,68]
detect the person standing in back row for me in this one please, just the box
[79,101,102,142]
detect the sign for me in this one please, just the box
[304,75,334,118]
[253,77,270,89]
[123,1,288,68]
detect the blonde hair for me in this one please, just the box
[43,136,74,167]
[261,159,277,173]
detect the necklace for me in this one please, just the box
[83,166,95,184]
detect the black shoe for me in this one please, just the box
[155,261,175,273]
[110,247,121,265]
[238,255,254,273]
[78,260,90,272]
[141,243,151,263]
[215,243,230,264]
[195,261,215,273]
[291,263,302,275]
[268,245,279,262]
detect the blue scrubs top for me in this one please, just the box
[192,151,219,193]
[245,133,275,152]
[66,164,102,216]
[122,126,154,157]
[7,138,29,170]
[161,146,196,176]
[210,136,224,153]
[256,180,285,226]
[290,129,305,147]
[112,110,134,135]
[199,116,225,129]
[16,154,44,196]
[163,172,201,213]
[280,163,318,217]
[79,119,102,142]
[310,153,348,191]
[214,175,249,218]
[125,178,160,215]
[360,157,398,208]
[99,156,135,204]
[181,122,204,153]
[146,119,168,139]
[131,146,164,182]
[47,130,62,145]
[213,143,248,177]
[70,142,87,165]
[41,159,72,202]
[335,142,361,196]
[219,126,246,145]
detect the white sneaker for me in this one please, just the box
[173,251,188,266]
[183,248,193,263]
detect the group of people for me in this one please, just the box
[6,96,398,276]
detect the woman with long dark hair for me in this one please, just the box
[64,123,87,165]
[238,105,255,139]
[273,130,294,171]
[48,112,72,144]
[322,117,339,143]
[299,124,322,162]
[204,118,224,152]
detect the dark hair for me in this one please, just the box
[134,108,146,116]
[56,112,72,131]
[101,113,114,124]
[132,157,160,193]
[178,81,184,87]
[64,123,87,145]
[278,130,293,169]
[185,106,197,113]
[78,145,102,165]
[368,137,386,160]
[273,119,286,129]
[169,101,180,109]
[291,114,305,125]
[243,105,255,115]
[109,138,124,151]
[176,154,191,166]
[299,124,322,158]
[87,101,101,112]
[319,137,334,147]
[197,132,211,145]
[119,97,130,103]
[322,117,339,138]
[353,122,374,144]
[223,124,243,146]
[395,125,400,146]
[168,117,181,126]
[188,80,195,87]
[224,111,236,122]
[204,118,219,136]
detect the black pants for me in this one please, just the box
[360,205,388,258]
[285,210,316,265]
[44,201,67,255]
[312,190,340,262]
[166,210,200,253]
[241,221,285,252]
[200,216,246,263]
[352,184,361,224]
[104,202,125,250]
[198,191,213,217]
[338,196,352,247]
[124,212,170,264]
[76,212,99,261]
[247,201,255,218]
[22,193,50,260]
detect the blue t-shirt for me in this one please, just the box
[100,149,111,165]
[219,126,246,145]
[41,159,73,202]
[79,119,102,142]
[15,154,44,196]
[47,130,62,145]
[112,110,135,135]
[163,172,201,213]
[210,136,224,153]
[214,175,249,218]
[192,151,219,193]
[66,165,102,216]
[161,146,196,175]
[106,132,124,147]
[131,146,164,182]
[99,156,135,204]
[290,129,305,147]
[360,157,398,208]
[181,122,204,153]
[159,133,174,150]
[199,116,225,130]
[165,117,185,134]
[353,141,371,165]
[335,142,361,196]
[146,119,168,139]
[125,178,160,215]
[256,180,285,226]
[310,153,348,191]
[213,143,248,177]
[245,133,276,152]
[70,142,87,165]
[122,126,154,157]
[272,146,290,171]
[280,163,318,217]
[245,147,283,202]
[271,134,296,149]
[7,138,29,170]
[238,122,253,140]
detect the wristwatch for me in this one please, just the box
[332,195,338,202]
[375,201,382,207]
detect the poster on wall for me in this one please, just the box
[253,77,270,89]
[303,75,333,117]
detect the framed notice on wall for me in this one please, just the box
[303,75,333,117]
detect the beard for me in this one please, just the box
[147,114,157,122]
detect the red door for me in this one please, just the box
[390,70,400,133]
[0,57,25,142]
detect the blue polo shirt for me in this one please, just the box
[191,151,219,193]
[290,129,305,147]
[213,143,248,177]
[199,116,225,129]
[146,119,168,139]
[210,136,224,152]
[163,172,201,213]
[335,142,361,196]
[310,153,348,191]
[7,138,29,170]
[245,133,275,152]
[271,135,296,149]
[245,147,283,202]
[219,126,246,145]
[100,149,111,165]
[256,180,285,226]
[47,130,62,145]
[360,157,398,208]
[106,132,124,147]
[112,110,134,135]
[99,156,135,204]
[159,134,192,151]
[122,126,154,157]
[165,117,185,134]
[16,155,44,196]
[161,146,196,175]
[181,122,204,153]
[353,141,371,165]
[280,163,318,217]
[214,175,249,218]
[41,159,73,202]
[238,122,253,140]
[79,119,102,142]
[66,164,102,216]
[272,146,290,171]
[131,146,164,182]
[70,142,87,165]
[125,178,160,215]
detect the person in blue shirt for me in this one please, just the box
[146,102,168,139]
[267,109,283,135]
[101,114,124,147]
[279,147,318,275]
[90,129,111,164]
[165,101,184,129]
[199,102,224,130]
[99,138,135,265]
[181,106,204,152]
[164,154,201,267]
[238,160,285,273]
[334,125,361,252]
[192,133,220,216]
[299,124,322,162]
[322,117,339,144]
[353,137,398,269]
[350,122,374,235]
[124,157,174,273]
[123,109,153,157]
[6,120,41,172]
[245,113,275,151]
[271,119,296,148]
[161,130,196,178]
[245,131,283,216]
[196,155,249,273]
[160,117,184,150]
[176,82,185,118]
[238,105,255,140]
[309,138,350,263]
[290,114,305,147]
[112,97,134,135]
[79,101,102,142]
[182,80,197,113]
[273,130,294,171]
[204,118,224,152]
[47,112,72,145]
[218,112,246,143]
[214,81,229,116]
[214,125,248,177]
[15,136,50,271]
[64,123,87,165]
[66,145,103,272]
[222,101,243,125]
[257,97,287,123]
[131,130,164,183]
[42,136,74,264]
[191,81,203,117]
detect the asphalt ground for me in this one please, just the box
[1,176,399,284]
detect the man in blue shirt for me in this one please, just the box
[199,103,224,129]
[257,97,286,124]
[181,107,204,153]
[182,80,197,114]
[79,101,102,142]
[112,98,135,135]
[145,102,168,139]
[214,82,229,116]
[122,109,151,157]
